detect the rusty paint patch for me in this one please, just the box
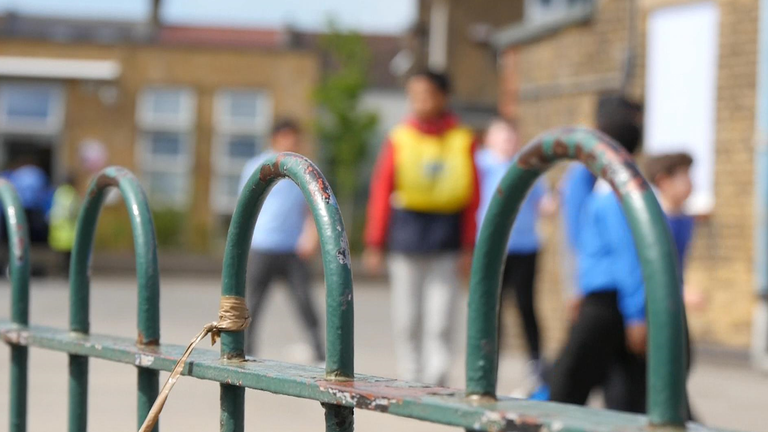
[591,141,647,194]
[304,164,333,204]
[136,331,159,347]
[1,329,29,346]
[135,354,155,367]
[551,138,569,158]
[336,233,351,266]
[92,172,120,197]
[316,379,456,412]
[258,160,282,183]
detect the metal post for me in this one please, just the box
[1,179,31,432]
[68,166,160,432]
[753,0,768,370]
[466,128,687,426]
[221,153,354,432]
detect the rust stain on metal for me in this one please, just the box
[496,186,504,198]
[592,141,647,194]
[551,138,569,158]
[316,379,456,412]
[304,163,333,204]
[515,139,556,172]
[258,159,282,183]
[136,331,159,347]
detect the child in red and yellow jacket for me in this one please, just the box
[363,70,479,386]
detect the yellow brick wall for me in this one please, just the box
[501,0,759,349]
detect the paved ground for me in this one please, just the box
[0,276,766,432]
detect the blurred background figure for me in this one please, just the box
[475,117,556,395]
[239,119,324,364]
[644,153,697,277]
[559,153,597,322]
[644,151,701,419]
[48,175,79,276]
[548,94,647,412]
[4,157,52,245]
[363,70,479,385]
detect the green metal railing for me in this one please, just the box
[0,143,730,432]
[466,127,687,425]
[1,178,31,432]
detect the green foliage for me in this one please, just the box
[314,21,379,203]
[152,208,186,249]
[314,22,379,253]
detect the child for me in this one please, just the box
[644,153,695,274]
[363,70,480,386]
[239,119,324,364]
[475,118,556,391]
[48,175,80,275]
[559,162,597,322]
[548,94,647,412]
[644,152,701,419]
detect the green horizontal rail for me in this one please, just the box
[221,153,354,431]
[0,179,31,432]
[466,127,687,426]
[68,166,160,432]
[0,322,729,432]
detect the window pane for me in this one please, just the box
[227,135,260,160]
[228,93,259,120]
[219,174,241,198]
[3,86,53,120]
[148,132,184,156]
[146,171,188,206]
[149,89,183,117]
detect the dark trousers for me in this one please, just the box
[500,252,540,361]
[602,312,697,419]
[245,251,325,362]
[548,291,647,413]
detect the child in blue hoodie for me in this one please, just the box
[548,94,647,412]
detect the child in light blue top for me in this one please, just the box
[475,119,555,393]
[237,119,324,363]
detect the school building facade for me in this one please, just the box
[493,0,759,349]
[0,15,319,252]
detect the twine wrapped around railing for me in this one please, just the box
[138,296,251,432]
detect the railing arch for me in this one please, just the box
[466,127,687,426]
[220,152,354,432]
[68,166,160,432]
[1,179,31,432]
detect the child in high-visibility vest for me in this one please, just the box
[48,176,79,275]
[363,70,480,386]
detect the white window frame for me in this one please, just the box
[135,86,197,209]
[210,88,273,214]
[644,1,720,214]
[0,81,65,135]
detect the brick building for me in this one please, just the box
[0,13,321,253]
[494,0,758,349]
